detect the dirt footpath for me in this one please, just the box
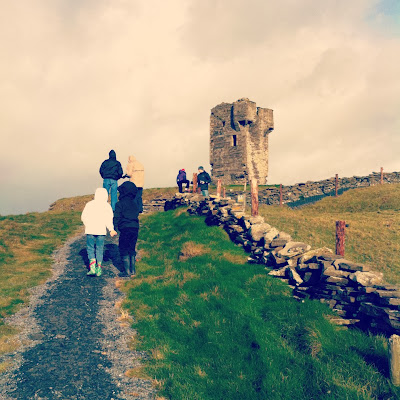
[0,234,155,400]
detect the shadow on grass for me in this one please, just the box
[354,347,390,378]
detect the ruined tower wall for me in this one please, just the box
[210,98,274,185]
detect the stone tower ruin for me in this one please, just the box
[210,98,274,185]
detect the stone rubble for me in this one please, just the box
[164,192,400,336]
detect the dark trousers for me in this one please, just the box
[177,180,190,193]
[119,227,139,256]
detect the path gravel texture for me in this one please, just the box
[0,234,156,400]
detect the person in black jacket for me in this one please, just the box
[99,150,123,211]
[113,181,143,277]
[197,166,211,197]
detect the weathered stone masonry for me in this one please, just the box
[165,193,400,336]
[210,98,274,185]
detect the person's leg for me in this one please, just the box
[128,228,139,275]
[184,179,190,190]
[103,178,111,194]
[86,235,96,275]
[110,179,118,211]
[95,235,105,276]
[129,254,136,276]
[178,182,183,193]
[121,256,130,276]
[201,189,209,196]
[95,235,105,264]
[119,230,130,277]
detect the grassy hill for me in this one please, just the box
[0,184,399,398]
[121,208,399,399]
[259,183,400,283]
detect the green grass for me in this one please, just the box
[259,183,400,283]
[122,209,399,399]
[0,210,82,355]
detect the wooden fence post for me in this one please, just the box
[335,221,345,256]
[279,184,283,207]
[335,174,339,197]
[381,167,384,185]
[217,179,221,198]
[251,179,259,217]
[192,173,198,194]
[389,334,400,386]
[223,187,226,198]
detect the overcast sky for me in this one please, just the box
[1,0,399,215]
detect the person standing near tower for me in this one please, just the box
[197,166,211,197]
[99,150,123,211]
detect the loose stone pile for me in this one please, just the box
[165,193,400,336]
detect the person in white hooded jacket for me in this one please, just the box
[81,188,117,276]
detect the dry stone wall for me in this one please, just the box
[164,193,400,336]
[225,171,400,206]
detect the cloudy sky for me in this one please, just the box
[1,0,399,215]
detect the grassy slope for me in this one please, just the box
[259,183,400,283]
[0,210,82,356]
[122,209,399,400]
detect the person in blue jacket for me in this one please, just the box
[99,150,123,211]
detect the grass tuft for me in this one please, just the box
[178,241,210,261]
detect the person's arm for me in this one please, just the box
[105,204,117,236]
[99,161,105,178]
[113,203,121,232]
[81,204,87,225]
[117,163,123,180]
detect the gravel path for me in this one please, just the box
[0,234,156,400]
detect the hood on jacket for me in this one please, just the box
[109,150,116,160]
[94,187,109,202]
[118,181,138,200]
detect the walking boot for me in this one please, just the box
[129,255,136,276]
[118,256,130,277]
[95,262,102,277]
[87,259,96,276]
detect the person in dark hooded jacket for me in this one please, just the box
[113,181,143,277]
[99,150,123,211]
[176,168,190,193]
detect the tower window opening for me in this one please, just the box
[232,135,237,147]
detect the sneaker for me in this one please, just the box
[95,266,102,277]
